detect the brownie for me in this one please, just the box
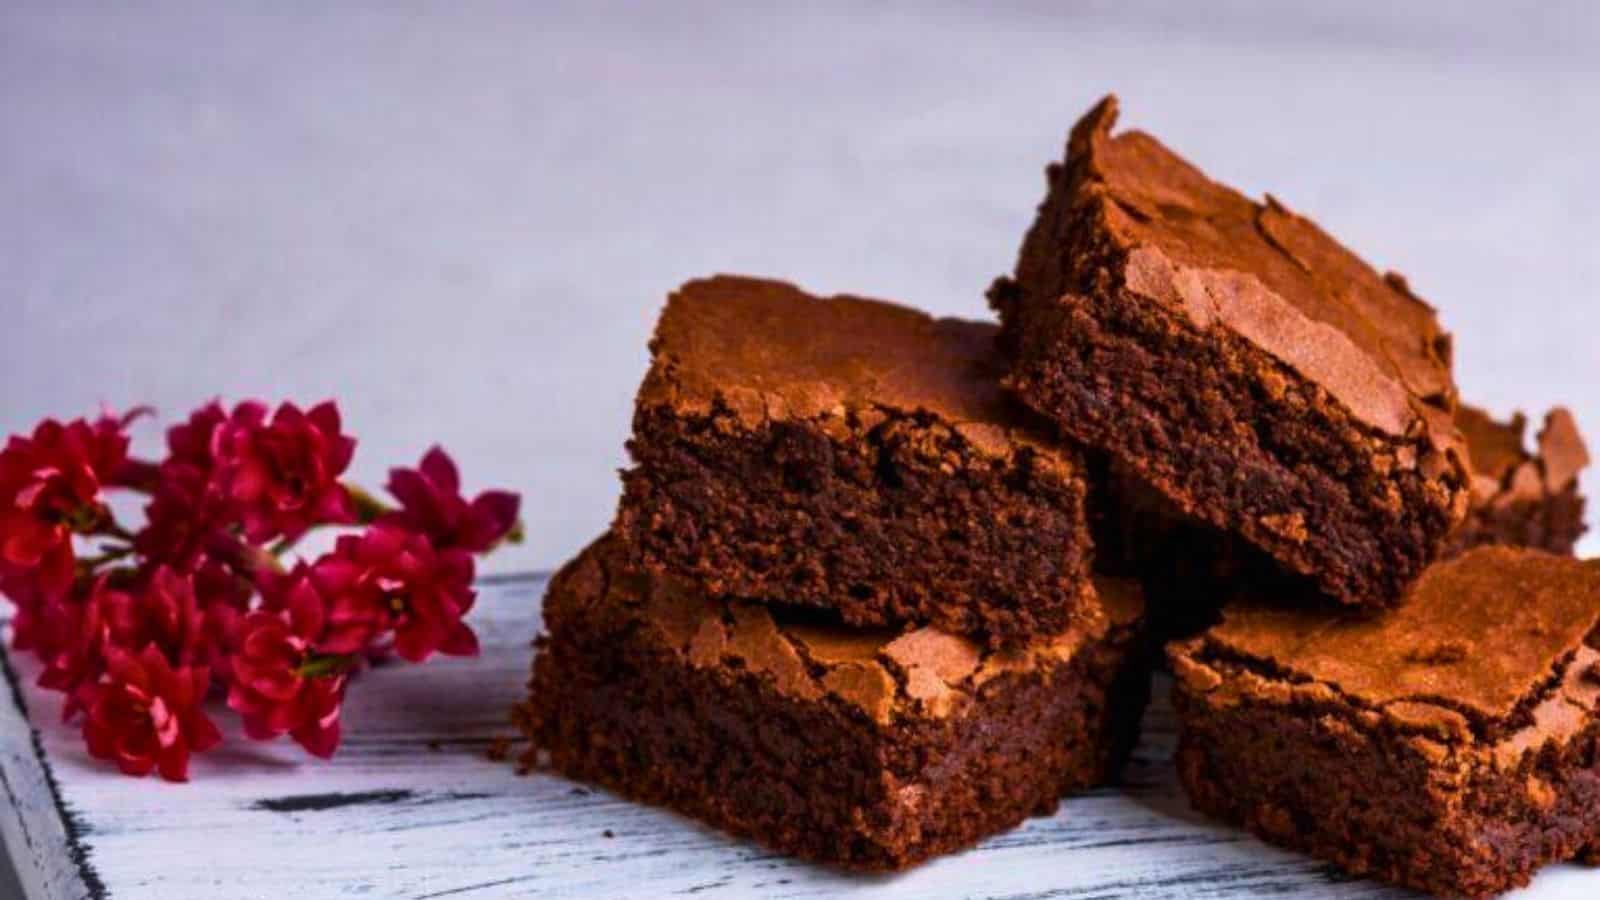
[1447,404,1589,556]
[1169,547,1600,897]
[519,535,1150,870]
[1084,456,1242,639]
[989,95,1471,609]
[615,275,1093,645]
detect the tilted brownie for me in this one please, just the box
[1169,547,1600,897]
[989,95,1470,609]
[1448,404,1589,556]
[616,275,1092,645]
[520,535,1150,870]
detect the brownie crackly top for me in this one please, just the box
[1458,404,1589,515]
[553,536,1144,726]
[638,275,1056,459]
[1174,547,1600,745]
[1005,95,1463,449]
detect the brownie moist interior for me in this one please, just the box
[521,535,1150,870]
[617,275,1093,645]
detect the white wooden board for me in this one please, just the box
[2,572,1596,899]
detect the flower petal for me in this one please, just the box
[157,742,191,783]
[419,446,460,494]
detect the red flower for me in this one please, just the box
[4,398,514,782]
[0,417,131,601]
[310,524,478,663]
[253,561,309,615]
[35,576,140,719]
[136,566,208,665]
[211,401,356,543]
[5,572,55,654]
[135,478,206,567]
[256,562,366,656]
[82,644,220,782]
[167,401,227,471]
[190,558,254,673]
[384,447,521,553]
[98,406,159,491]
[134,402,233,567]
[30,592,97,708]
[35,567,216,721]
[227,576,349,758]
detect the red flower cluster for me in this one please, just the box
[0,402,520,781]
[1,414,136,606]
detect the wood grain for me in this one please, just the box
[2,573,1596,898]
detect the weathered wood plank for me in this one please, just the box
[0,646,99,900]
[1,574,1596,898]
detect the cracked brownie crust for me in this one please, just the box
[990,96,1470,609]
[616,275,1093,645]
[1448,404,1589,556]
[1169,547,1600,897]
[519,536,1151,870]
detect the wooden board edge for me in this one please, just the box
[0,641,103,900]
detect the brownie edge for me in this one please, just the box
[1169,547,1600,896]
[519,535,1152,870]
[616,275,1095,645]
[1447,405,1589,556]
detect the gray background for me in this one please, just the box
[4,0,1598,577]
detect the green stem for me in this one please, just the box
[346,485,391,525]
[246,542,286,577]
[206,530,285,578]
[297,653,356,678]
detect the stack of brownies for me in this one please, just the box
[519,95,1598,897]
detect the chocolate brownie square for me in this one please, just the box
[520,535,1150,870]
[990,95,1470,609]
[1448,404,1589,556]
[616,275,1092,645]
[1170,547,1600,896]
